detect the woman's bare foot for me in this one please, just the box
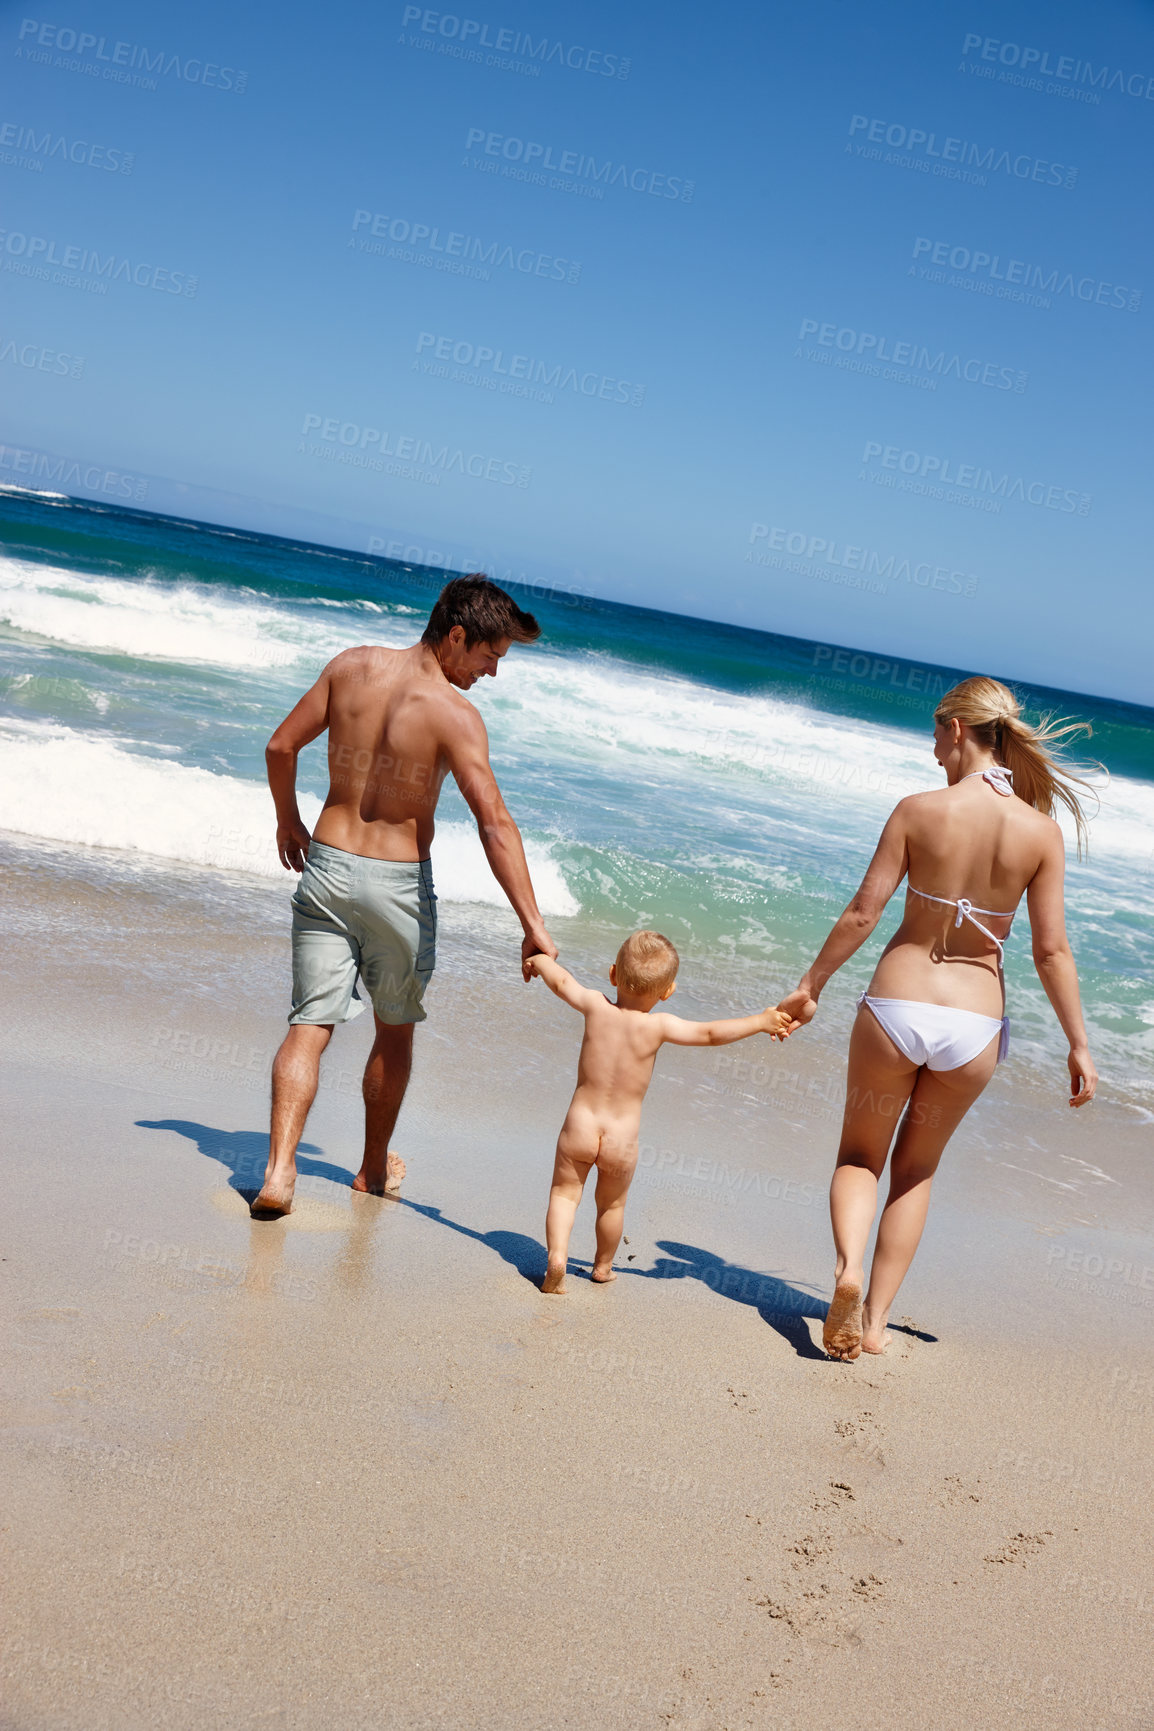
[590,1264,617,1285]
[861,1307,891,1355]
[824,1280,863,1360]
[352,1151,406,1197]
[542,1261,568,1295]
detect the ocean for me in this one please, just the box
[1,490,1151,1110]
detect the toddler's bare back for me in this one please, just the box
[560,997,666,1159]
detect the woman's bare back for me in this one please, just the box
[871,775,1058,1013]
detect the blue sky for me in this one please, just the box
[1,0,1152,700]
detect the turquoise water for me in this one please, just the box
[1,491,1151,1100]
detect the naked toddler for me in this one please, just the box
[528,931,794,1294]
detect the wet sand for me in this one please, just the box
[3,835,1153,1729]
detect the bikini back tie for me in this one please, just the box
[907,763,1018,962]
[908,888,1013,964]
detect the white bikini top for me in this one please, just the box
[907,765,1017,964]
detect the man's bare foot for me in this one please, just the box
[590,1264,617,1285]
[352,1151,406,1197]
[542,1261,567,1295]
[250,1179,294,1218]
[824,1280,863,1360]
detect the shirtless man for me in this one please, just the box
[250,575,558,1217]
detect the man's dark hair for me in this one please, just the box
[421,574,541,649]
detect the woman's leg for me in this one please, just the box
[825,1008,919,1359]
[860,1036,999,1351]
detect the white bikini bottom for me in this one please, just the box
[859,993,1010,1072]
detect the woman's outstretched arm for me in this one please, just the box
[777,803,911,1026]
[1026,826,1098,1106]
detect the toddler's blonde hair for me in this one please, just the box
[616,930,679,996]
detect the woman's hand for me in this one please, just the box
[1067,1046,1098,1108]
[777,988,819,1028]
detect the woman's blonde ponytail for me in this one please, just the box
[934,676,1100,856]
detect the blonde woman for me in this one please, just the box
[779,677,1099,1361]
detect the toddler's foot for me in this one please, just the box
[823,1279,863,1360]
[590,1263,617,1285]
[542,1260,568,1295]
[352,1151,406,1197]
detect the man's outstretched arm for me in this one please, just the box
[445,708,557,978]
[266,666,332,871]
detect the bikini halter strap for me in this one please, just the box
[960,764,1014,797]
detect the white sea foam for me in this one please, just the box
[0,556,412,672]
[0,556,306,669]
[0,720,578,915]
[487,647,1154,865]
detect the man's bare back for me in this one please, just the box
[273,638,507,866]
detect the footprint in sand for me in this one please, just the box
[941,1474,981,1507]
[984,1530,1052,1567]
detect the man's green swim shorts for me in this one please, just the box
[289,841,437,1027]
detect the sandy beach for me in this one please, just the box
[3,830,1152,1730]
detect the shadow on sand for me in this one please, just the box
[133,1122,895,1357]
[134,1118,347,1205]
[628,1241,830,1359]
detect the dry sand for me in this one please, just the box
[3,835,1153,1730]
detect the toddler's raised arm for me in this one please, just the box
[655,1006,794,1048]
[527,954,601,1013]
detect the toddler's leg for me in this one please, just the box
[591,1164,633,1285]
[544,1142,593,1294]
